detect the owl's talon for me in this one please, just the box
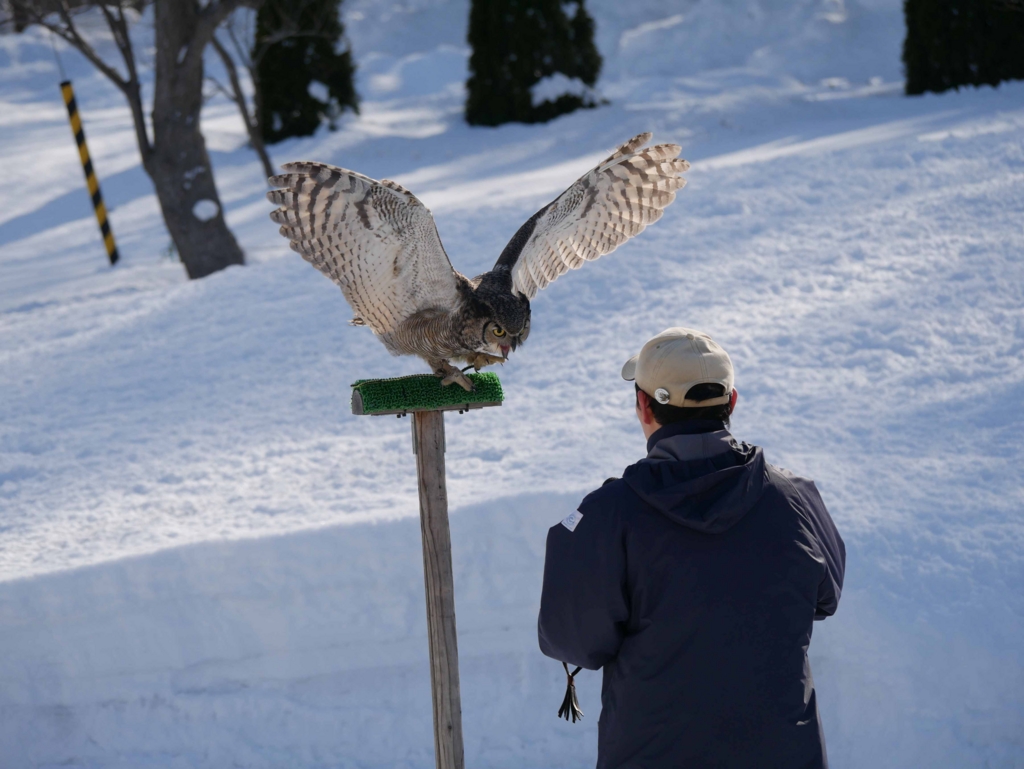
[433,361,475,392]
[441,372,475,391]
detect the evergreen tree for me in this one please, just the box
[903,0,1024,95]
[466,0,602,126]
[256,0,358,145]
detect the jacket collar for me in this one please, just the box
[646,420,728,455]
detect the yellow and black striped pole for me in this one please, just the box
[59,80,119,265]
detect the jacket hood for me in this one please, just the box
[623,422,766,534]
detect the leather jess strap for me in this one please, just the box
[558,661,584,723]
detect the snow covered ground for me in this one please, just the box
[1,1,1022,766]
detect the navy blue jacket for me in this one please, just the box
[538,421,845,769]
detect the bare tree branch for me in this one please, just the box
[205,73,238,105]
[207,0,347,181]
[211,35,243,99]
[33,3,129,90]
[94,2,151,156]
[248,0,339,70]
[250,28,336,68]
[224,14,253,69]
[211,28,274,179]
[110,4,141,87]
[181,0,258,74]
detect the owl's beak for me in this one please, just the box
[510,337,519,352]
[500,344,511,359]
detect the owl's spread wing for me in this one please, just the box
[267,162,460,336]
[493,133,689,299]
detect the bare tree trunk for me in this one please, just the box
[210,34,275,181]
[7,0,251,278]
[149,0,244,279]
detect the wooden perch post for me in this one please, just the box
[413,410,463,769]
[351,373,503,769]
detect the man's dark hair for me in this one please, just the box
[636,383,732,426]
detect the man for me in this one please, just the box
[538,327,846,769]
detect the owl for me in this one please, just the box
[267,133,689,390]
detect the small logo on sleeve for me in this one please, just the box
[560,511,584,532]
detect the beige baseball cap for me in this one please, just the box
[621,327,734,407]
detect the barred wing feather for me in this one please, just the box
[267,162,460,336]
[495,133,689,299]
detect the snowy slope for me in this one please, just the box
[1,1,1023,767]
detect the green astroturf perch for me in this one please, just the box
[350,372,503,769]
[351,372,503,416]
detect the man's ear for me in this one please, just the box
[636,388,656,425]
[728,388,738,415]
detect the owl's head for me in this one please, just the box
[471,269,532,359]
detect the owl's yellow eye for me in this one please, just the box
[493,327,506,337]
